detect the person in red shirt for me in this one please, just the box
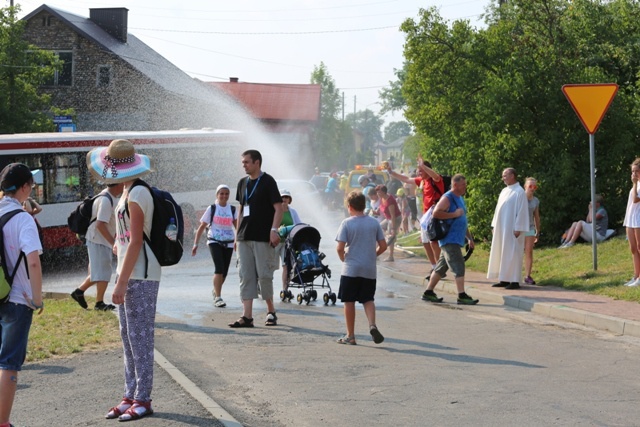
[376,185,402,262]
[385,155,445,274]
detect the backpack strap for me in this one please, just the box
[209,204,216,227]
[0,209,30,293]
[88,192,114,227]
[430,177,444,198]
[124,179,152,279]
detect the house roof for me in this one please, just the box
[208,82,321,122]
[21,5,227,105]
[386,135,409,148]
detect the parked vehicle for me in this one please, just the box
[0,129,242,258]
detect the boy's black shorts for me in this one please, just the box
[338,275,376,303]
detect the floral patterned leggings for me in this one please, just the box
[118,279,159,402]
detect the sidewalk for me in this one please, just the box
[382,250,640,338]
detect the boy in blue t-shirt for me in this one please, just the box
[335,191,387,345]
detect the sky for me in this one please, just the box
[13,0,491,127]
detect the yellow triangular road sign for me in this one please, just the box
[562,84,618,134]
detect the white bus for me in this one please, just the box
[0,129,243,257]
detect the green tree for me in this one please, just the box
[345,109,383,162]
[310,62,354,170]
[384,120,412,143]
[379,64,407,115]
[398,0,640,243]
[0,6,59,133]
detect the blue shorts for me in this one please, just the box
[338,276,376,304]
[0,302,34,371]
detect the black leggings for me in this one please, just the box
[208,243,234,278]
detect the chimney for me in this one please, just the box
[229,77,239,83]
[90,8,129,43]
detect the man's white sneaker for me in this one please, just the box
[624,277,638,286]
[627,278,640,288]
[214,297,226,307]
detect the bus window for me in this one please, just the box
[42,153,94,203]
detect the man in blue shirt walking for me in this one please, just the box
[420,174,478,305]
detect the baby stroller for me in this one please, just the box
[279,223,336,305]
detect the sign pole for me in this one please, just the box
[562,83,618,271]
[589,133,597,270]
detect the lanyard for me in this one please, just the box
[245,172,263,204]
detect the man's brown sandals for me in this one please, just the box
[228,316,254,328]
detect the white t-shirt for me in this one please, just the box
[623,187,640,228]
[200,203,237,248]
[86,189,118,247]
[115,185,160,281]
[0,197,42,306]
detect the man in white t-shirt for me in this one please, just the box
[70,183,124,310]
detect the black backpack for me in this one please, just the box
[67,193,113,236]
[125,179,184,277]
[0,209,29,304]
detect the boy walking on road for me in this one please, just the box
[70,183,124,311]
[335,191,387,345]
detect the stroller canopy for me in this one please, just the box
[287,223,321,251]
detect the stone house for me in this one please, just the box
[21,4,240,131]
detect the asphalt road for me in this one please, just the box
[35,206,640,426]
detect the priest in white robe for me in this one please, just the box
[487,168,530,289]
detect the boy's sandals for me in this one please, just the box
[228,316,254,328]
[118,400,153,422]
[265,312,278,326]
[337,335,357,345]
[369,325,384,344]
[105,397,133,419]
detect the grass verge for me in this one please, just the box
[27,295,120,362]
[397,231,640,304]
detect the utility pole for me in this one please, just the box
[353,95,356,118]
[342,92,345,121]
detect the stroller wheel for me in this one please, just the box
[310,290,318,301]
[280,290,286,302]
[286,290,294,301]
[297,293,303,304]
[323,293,329,305]
[330,293,337,305]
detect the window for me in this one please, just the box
[44,51,72,86]
[97,65,111,87]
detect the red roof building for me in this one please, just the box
[208,79,321,156]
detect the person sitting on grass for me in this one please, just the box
[335,191,387,345]
[559,195,608,248]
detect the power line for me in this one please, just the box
[130,25,399,35]
[125,9,417,23]
[138,34,391,74]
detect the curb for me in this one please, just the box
[380,266,640,339]
[155,350,243,427]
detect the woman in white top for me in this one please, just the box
[192,184,238,307]
[87,139,157,421]
[623,158,640,287]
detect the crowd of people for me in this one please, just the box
[4,141,640,426]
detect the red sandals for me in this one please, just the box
[118,400,153,422]
[105,397,133,419]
